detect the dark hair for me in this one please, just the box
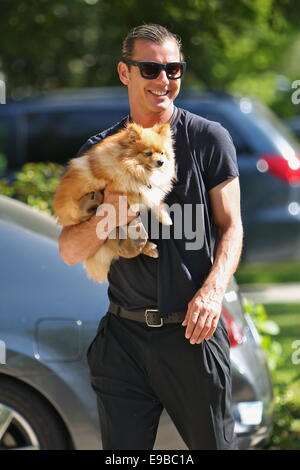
[122,24,184,61]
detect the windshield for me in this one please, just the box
[250,101,300,154]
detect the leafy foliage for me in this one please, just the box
[265,379,300,450]
[245,298,300,449]
[1,0,300,116]
[243,298,282,370]
[0,162,63,214]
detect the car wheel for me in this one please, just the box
[0,377,70,450]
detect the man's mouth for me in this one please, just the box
[149,90,169,96]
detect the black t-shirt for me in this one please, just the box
[77,107,239,315]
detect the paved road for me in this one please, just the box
[240,283,300,304]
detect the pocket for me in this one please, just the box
[86,314,108,366]
[200,338,227,390]
[198,337,235,445]
[220,381,235,445]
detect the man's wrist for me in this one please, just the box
[198,281,226,300]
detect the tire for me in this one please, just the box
[0,377,70,450]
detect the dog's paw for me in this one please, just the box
[78,191,104,220]
[129,203,140,214]
[57,215,80,226]
[142,242,159,258]
[160,212,173,226]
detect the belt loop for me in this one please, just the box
[109,302,121,317]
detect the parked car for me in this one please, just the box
[0,195,273,450]
[1,88,299,263]
[285,115,300,142]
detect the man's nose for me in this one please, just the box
[156,69,169,85]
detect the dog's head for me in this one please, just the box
[119,122,175,179]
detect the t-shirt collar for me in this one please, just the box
[127,105,179,129]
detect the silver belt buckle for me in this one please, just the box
[145,309,163,327]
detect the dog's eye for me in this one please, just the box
[144,151,153,157]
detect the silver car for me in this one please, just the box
[0,196,273,450]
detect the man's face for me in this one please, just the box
[118,39,182,116]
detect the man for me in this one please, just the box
[59,24,243,450]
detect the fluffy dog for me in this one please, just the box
[53,122,176,282]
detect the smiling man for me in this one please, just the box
[58,24,243,450]
[118,38,183,126]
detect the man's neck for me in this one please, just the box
[129,105,174,128]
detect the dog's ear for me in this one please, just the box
[126,123,142,143]
[153,122,172,138]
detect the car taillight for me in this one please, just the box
[221,307,245,348]
[257,153,300,184]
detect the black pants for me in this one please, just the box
[86,311,238,450]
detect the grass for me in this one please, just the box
[264,303,300,401]
[236,262,300,284]
[262,302,300,449]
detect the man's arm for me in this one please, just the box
[59,214,107,265]
[182,176,243,344]
[58,188,138,265]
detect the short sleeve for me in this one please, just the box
[76,116,128,157]
[203,122,239,191]
[76,135,104,157]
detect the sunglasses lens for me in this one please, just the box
[140,63,160,78]
[166,63,183,78]
[137,62,185,79]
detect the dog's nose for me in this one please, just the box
[156,160,164,167]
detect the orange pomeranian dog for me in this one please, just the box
[53,122,176,282]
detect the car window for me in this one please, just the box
[25,108,129,165]
[250,102,300,153]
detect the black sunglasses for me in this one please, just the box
[122,59,186,80]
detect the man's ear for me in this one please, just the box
[118,61,130,86]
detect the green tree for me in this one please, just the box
[0,0,299,115]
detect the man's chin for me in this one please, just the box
[148,99,172,113]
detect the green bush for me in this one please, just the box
[266,378,300,449]
[243,299,282,371]
[244,299,300,449]
[0,162,64,215]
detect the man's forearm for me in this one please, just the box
[201,223,244,297]
[58,189,140,266]
[58,213,108,265]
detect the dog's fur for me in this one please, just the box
[53,122,176,282]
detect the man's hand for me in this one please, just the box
[102,186,139,227]
[182,287,223,344]
[58,186,139,265]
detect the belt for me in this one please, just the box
[108,302,186,327]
